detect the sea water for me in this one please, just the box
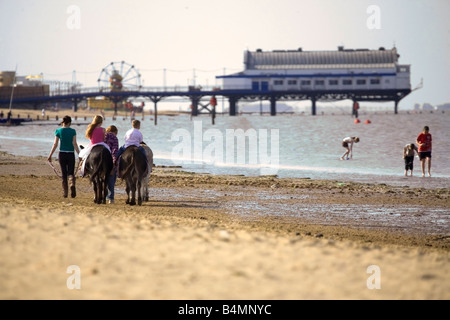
[1,110,449,188]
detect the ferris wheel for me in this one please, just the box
[97,61,142,91]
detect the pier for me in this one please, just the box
[0,85,411,124]
[0,47,413,123]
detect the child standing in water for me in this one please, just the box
[403,143,419,176]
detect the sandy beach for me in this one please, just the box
[0,106,183,121]
[0,151,449,300]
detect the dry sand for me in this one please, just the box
[0,151,449,300]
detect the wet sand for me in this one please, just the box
[0,151,449,299]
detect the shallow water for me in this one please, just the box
[133,187,450,236]
[1,111,449,188]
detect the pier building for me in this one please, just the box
[216,46,411,115]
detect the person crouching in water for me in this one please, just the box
[403,143,419,176]
[341,136,360,160]
[48,115,81,198]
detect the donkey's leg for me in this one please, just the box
[125,181,131,204]
[96,178,102,204]
[97,178,102,204]
[130,180,137,206]
[93,179,99,204]
[143,176,149,202]
[137,179,142,206]
[104,179,109,204]
[100,178,107,204]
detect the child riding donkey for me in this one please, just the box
[116,120,149,175]
[78,115,111,176]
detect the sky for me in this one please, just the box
[1,0,449,109]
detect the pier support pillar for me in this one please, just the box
[154,101,158,125]
[394,99,399,114]
[311,97,317,116]
[112,100,120,116]
[190,96,200,117]
[270,96,277,116]
[150,96,161,125]
[229,97,237,116]
[73,99,78,113]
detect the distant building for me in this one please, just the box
[436,103,450,111]
[0,71,50,103]
[421,103,434,111]
[0,71,16,87]
[413,103,450,111]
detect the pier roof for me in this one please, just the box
[245,47,400,70]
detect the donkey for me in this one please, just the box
[84,144,114,204]
[118,146,148,206]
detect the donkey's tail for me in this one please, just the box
[89,148,105,183]
[120,153,136,179]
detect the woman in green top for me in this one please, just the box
[48,115,81,198]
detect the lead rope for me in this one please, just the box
[47,160,62,178]
[76,158,84,177]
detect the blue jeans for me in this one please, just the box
[107,168,117,201]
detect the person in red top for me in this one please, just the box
[416,126,432,177]
[352,100,360,118]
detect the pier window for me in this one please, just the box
[301,80,311,85]
[343,79,353,85]
[328,80,338,85]
[287,80,297,85]
[397,65,410,73]
[274,80,284,85]
[356,79,366,85]
[370,79,380,85]
[315,80,325,85]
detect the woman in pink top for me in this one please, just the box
[78,115,110,176]
[85,115,106,144]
